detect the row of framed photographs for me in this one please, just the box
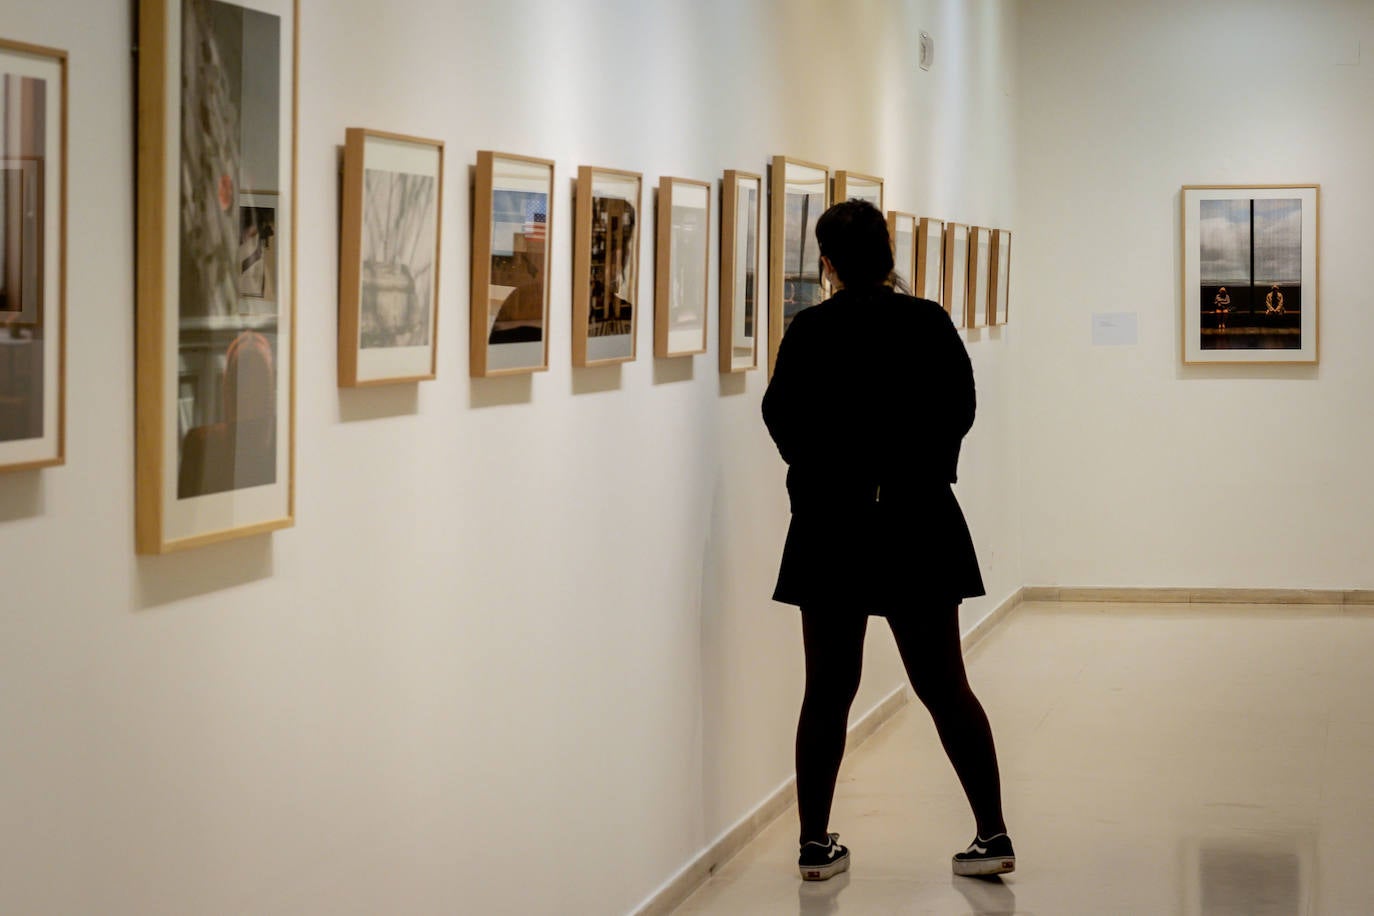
[7,4,1017,557]
[762,158,1011,376]
[341,147,1014,388]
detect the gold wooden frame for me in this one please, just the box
[886,210,917,293]
[0,38,66,474]
[470,151,554,377]
[833,170,884,211]
[655,176,712,358]
[338,128,444,387]
[988,228,1011,326]
[967,226,991,329]
[1180,183,1319,365]
[915,216,945,306]
[720,170,762,373]
[135,0,299,553]
[573,165,641,368]
[942,221,969,330]
[768,156,830,376]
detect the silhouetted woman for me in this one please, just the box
[762,199,1013,882]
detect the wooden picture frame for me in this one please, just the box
[0,38,66,474]
[915,217,945,306]
[720,170,761,373]
[470,151,553,377]
[655,176,711,358]
[989,228,1011,325]
[135,0,298,554]
[834,170,883,211]
[943,222,969,330]
[338,128,443,386]
[1181,184,1319,365]
[887,210,916,293]
[768,156,829,375]
[573,166,641,367]
[968,226,991,329]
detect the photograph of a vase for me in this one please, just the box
[339,128,443,386]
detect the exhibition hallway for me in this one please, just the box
[673,601,1374,914]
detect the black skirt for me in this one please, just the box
[772,485,985,615]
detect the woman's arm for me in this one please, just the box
[762,312,814,466]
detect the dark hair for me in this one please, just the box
[815,199,897,291]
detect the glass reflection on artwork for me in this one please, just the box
[734,181,758,363]
[176,0,282,499]
[0,71,47,446]
[360,168,436,349]
[587,179,636,344]
[488,188,547,345]
[1198,197,1302,350]
[782,181,825,330]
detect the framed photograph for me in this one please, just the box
[916,217,944,306]
[0,39,65,474]
[135,0,297,554]
[768,156,829,375]
[968,226,991,329]
[834,171,883,210]
[943,222,969,330]
[887,211,916,292]
[655,176,711,358]
[338,128,443,386]
[573,166,640,367]
[471,151,553,376]
[720,170,761,373]
[989,228,1011,325]
[1181,184,1318,364]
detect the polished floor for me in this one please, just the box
[674,601,1374,914]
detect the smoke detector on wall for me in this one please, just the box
[919,31,934,71]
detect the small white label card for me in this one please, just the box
[1092,312,1139,346]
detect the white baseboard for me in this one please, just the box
[1025,586,1374,606]
[630,586,1028,915]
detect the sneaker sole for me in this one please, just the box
[952,855,1015,877]
[799,852,850,881]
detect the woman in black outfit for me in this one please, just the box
[762,200,1013,882]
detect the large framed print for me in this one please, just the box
[768,156,829,375]
[968,226,991,329]
[720,170,761,373]
[989,229,1011,325]
[338,128,443,386]
[916,217,944,306]
[887,211,916,292]
[1181,184,1318,364]
[471,151,553,376]
[943,222,969,330]
[135,0,297,554]
[573,166,640,367]
[0,39,65,474]
[834,171,883,211]
[655,176,711,358]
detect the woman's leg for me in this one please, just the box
[796,608,868,845]
[888,606,1007,838]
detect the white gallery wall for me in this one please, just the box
[0,0,1020,913]
[1017,0,1374,590]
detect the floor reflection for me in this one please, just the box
[952,875,1018,914]
[796,871,848,915]
[1187,836,1310,915]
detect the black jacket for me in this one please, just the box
[762,287,984,611]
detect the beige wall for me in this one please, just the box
[0,0,1022,912]
[1017,0,1374,590]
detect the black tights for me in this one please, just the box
[796,606,1006,845]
